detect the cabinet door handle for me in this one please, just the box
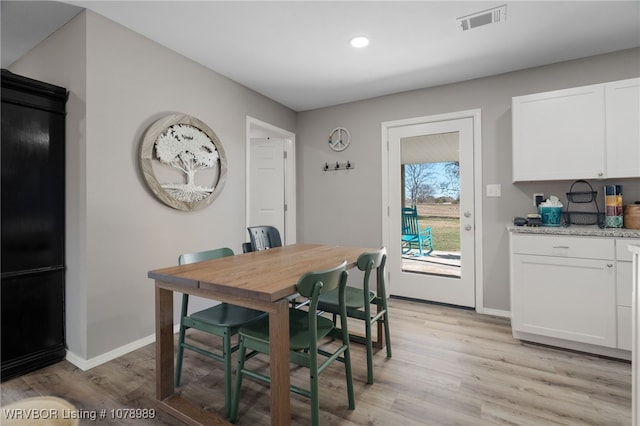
[552,246,570,256]
[606,263,613,268]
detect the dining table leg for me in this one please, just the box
[155,284,175,399]
[269,298,291,425]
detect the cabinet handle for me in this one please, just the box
[598,172,604,177]
[552,246,570,249]
[607,263,613,268]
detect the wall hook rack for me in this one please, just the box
[323,161,354,172]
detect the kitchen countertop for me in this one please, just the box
[508,224,640,238]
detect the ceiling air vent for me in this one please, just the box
[457,4,507,31]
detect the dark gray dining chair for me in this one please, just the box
[247,225,282,251]
[243,226,307,308]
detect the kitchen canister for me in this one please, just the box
[624,204,640,230]
[604,185,623,228]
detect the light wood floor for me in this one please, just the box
[1,298,631,425]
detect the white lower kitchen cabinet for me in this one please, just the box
[510,232,631,359]
[631,244,640,426]
[512,252,616,347]
[618,306,632,351]
[616,238,640,351]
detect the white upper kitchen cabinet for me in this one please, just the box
[512,78,640,182]
[606,78,640,178]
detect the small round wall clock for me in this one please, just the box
[328,127,351,152]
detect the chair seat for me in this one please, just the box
[317,286,375,310]
[190,303,266,328]
[239,308,335,351]
[401,234,431,243]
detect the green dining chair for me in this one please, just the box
[229,261,355,426]
[175,247,267,419]
[317,248,391,384]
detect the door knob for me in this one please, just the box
[464,211,471,218]
[465,225,472,231]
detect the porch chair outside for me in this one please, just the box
[175,247,267,419]
[230,261,355,426]
[401,206,433,256]
[317,247,391,384]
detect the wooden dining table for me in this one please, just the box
[148,243,378,426]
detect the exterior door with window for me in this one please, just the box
[388,117,475,307]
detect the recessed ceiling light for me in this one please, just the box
[350,36,369,48]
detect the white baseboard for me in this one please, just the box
[65,324,180,371]
[479,307,511,318]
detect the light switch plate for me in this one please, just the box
[486,184,501,197]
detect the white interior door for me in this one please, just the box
[388,117,476,307]
[249,137,285,236]
[246,117,296,245]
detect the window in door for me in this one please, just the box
[401,132,461,278]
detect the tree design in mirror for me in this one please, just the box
[140,114,227,211]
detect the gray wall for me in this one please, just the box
[9,11,297,362]
[297,48,640,311]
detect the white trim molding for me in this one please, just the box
[381,109,484,313]
[65,324,180,371]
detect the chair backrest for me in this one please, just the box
[247,226,282,251]
[401,207,419,235]
[357,248,386,272]
[357,248,387,297]
[178,247,234,265]
[297,260,348,299]
[297,261,349,354]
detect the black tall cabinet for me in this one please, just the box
[1,69,67,381]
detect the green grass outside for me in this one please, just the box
[419,216,460,252]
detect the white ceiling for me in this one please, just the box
[2,1,639,112]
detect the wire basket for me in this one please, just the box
[563,180,604,228]
[565,180,597,203]
[562,211,605,227]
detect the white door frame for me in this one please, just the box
[381,109,484,312]
[246,116,296,244]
